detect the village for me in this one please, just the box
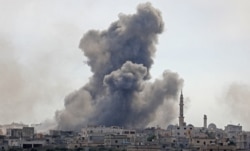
[0,92,249,151]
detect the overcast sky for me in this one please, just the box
[0,0,250,130]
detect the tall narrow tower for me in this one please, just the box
[179,90,185,127]
[204,115,207,128]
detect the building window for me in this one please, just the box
[115,140,118,143]
[197,141,200,143]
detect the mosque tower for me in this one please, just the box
[204,114,207,128]
[179,90,185,126]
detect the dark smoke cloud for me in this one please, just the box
[56,2,183,130]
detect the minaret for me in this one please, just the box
[179,90,185,127]
[203,115,207,128]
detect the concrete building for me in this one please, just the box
[8,139,21,148]
[200,144,236,151]
[86,133,105,146]
[6,127,34,139]
[104,134,128,149]
[6,128,22,138]
[236,132,250,150]
[22,127,34,138]
[127,145,161,151]
[0,123,28,135]
[81,125,136,146]
[0,135,8,150]
[225,124,242,141]
[21,140,46,149]
[66,136,85,149]
[189,138,216,149]
[82,126,124,136]
[168,125,192,138]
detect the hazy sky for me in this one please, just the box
[0,0,250,130]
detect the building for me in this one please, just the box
[1,123,28,135]
[6,127,34,138]
[127,145,161,151]
[81,125,136,146]
[21,140,46,149]
[200,144,236,151]
[189,138,216,150]
[22,127,34,138]
[225,124,242,140]
[82,126,124,137]
[104,134,128,149]
[236,132,250,150]
[6,129,22,138]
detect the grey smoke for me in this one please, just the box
[0,34,80,126]
[221,83,250,129]
[56,2,183,130]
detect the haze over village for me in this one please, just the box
[0,1,250,150]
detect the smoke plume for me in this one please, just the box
[221,83,250,129]
[56,3,183,130]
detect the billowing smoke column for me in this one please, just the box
[56,3,183,130]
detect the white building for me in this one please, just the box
[189,138,216,149]
[1,123,28,135]
[167,124,195,138]
[81,126,124,137]
[224,124,242,140]
[81,126,136,146]
[21,140,46,149]
[236,132,250,150]
[104,134,128,149]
